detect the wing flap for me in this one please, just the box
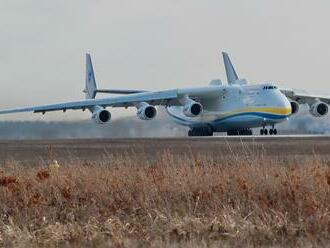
[96,89,148,94]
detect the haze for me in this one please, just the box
[0,0,329,121]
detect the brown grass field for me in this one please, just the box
[0,138,330,247]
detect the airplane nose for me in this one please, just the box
[280,93,292,115]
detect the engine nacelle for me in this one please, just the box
[183,101,203,117]
[290,101,299,115]
[92,108,111,124]
[309,101,329,117]
[137,103,157,120]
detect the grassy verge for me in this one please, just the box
[0,151,329,247]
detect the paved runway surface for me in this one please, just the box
[0,135,330,165]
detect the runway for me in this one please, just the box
[0,135,329,165]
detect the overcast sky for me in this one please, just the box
[0,0,330,120]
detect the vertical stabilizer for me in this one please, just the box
[85,54,97,99]
[222,52,239,84]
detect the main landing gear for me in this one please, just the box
[188,127,213,136]
[227,129,253,136]
[260,127,278,135]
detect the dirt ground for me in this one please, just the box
[0,136,329,165]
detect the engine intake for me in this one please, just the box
[309,101,328,117]
[179,95,203,117]
[137,103,157,120]
[183,101,203,117]
[92,108,111,124]
[290,101,299,115]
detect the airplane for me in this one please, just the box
[0,52,329,136]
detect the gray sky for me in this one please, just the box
[1,0,330,120]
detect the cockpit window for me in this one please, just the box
[263,86,278,90]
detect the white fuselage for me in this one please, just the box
[166,83,292,132]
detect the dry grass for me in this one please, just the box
[0,150,329,247]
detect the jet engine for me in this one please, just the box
[290,101,299,115]
[309,101,329,117]
[183,100,203,117]
[137,103,157,120]
[92,108,111,124]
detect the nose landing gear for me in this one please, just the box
[260,128,268,135]
[269,128,277,135]
[260,126,278,135]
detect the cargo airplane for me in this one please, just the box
[0,52,329,136]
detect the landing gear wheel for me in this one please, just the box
[268,126,278,136]
[239,129,253,135]
[188,127,214,137]
[227,130,239,136]
[228,129,252,136]
[260,128,268,135]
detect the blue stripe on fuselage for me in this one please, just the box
[166,110,289,127]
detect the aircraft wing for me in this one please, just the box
[281,88,330,105]
[0,86,221,115]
